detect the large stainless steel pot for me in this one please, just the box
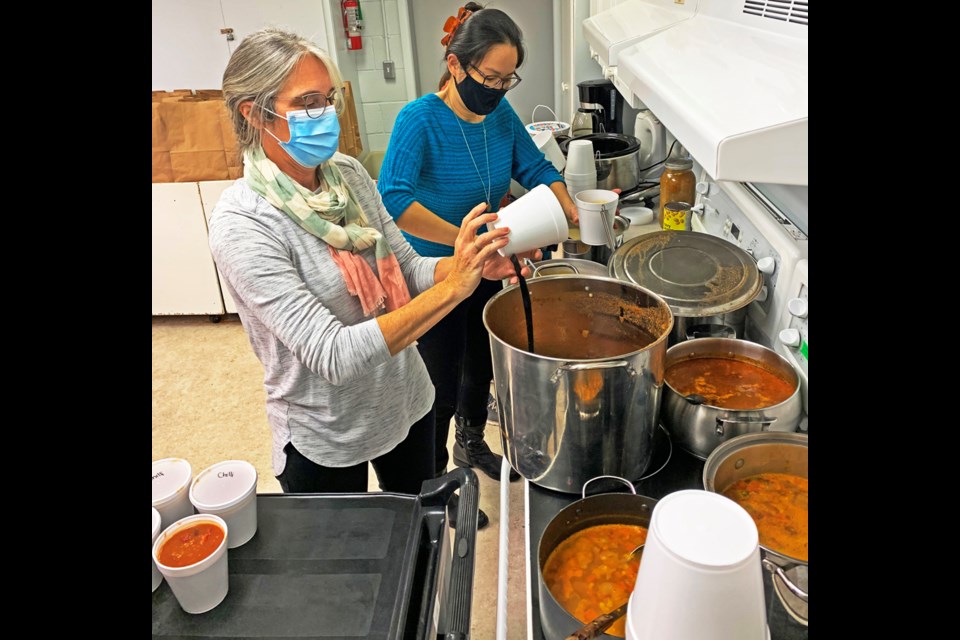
[483,275,673,493]
[559,133,642,193]
[661,338,803,459]
[703,432,808,626]
[608,231,763,346]
[538,477,658,640]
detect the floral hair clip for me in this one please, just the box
[441,6,473,48]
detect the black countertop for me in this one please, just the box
[524,427,808,639]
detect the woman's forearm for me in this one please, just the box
[395,201,462,246]
[375,276,463,355]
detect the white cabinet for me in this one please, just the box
[152,183,226,316]
[199,180,239,314]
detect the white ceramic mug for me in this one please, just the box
[574,189,619,247]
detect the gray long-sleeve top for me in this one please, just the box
[207,152,442,475]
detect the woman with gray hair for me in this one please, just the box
[208,28,533,527]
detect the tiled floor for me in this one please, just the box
[152,314,528,638]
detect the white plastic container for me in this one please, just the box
[625,490,767,640]
[152,458,194,530]
[153,514,230,614]
[489,184,567,258]
[526,104,570,138]
[189,460,258,548]
[152,507,164,592]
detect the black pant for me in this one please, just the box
[416,277,501,475]
[276,407,436,495]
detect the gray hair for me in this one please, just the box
[222,28,345,154]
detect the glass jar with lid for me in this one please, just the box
[659,157,695,230]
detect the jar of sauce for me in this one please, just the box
[659,157,695,229]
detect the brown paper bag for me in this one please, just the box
[338,81,363,158]
[152,95,242,183]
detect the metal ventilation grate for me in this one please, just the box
[743,0,808,25]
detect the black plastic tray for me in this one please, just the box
[152,468,479,639]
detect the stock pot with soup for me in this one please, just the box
[703,432,809,625]
[660,337,803,459]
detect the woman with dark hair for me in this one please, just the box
[377,3,579,529]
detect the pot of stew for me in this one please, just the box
[538,477,657,639]
[703,432,808,624]
[483,275,674,493]
[661,337,803,460]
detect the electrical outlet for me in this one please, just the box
[383,61,396,80]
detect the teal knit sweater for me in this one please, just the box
[377,94,564,257]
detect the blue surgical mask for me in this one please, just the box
[263,107,341,168]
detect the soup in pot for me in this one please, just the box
[542,523,648,637]
[721,472,808,561]
[665,355,795,409]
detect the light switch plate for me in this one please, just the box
[383,61,396,80]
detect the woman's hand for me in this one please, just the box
[481,247,542,284]
[443,202,511,298]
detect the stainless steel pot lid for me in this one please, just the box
[608,230,762,317]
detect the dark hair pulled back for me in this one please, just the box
[438,2,525,90]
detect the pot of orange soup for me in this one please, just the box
[703,432,808,619]
[537,477,657,639]
[661,337,803,459]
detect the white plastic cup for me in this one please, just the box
[152,458,194,530]
[533,130,565,172]
[565,139,597,175]
[152,507,164,592]
[489,184,567,258]
[189,460,259,549]
[625,490,767,640]
[153,514,230,614]
[575,189,620,246]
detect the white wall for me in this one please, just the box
[340,0,418,153]
[152,0,330,91]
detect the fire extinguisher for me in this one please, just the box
[342,0,363,50]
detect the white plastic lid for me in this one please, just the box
[621,205,654,226]
[152,458,193,507]
[189,460,258,511]
[651,489,758,568]
[152,507,161,540]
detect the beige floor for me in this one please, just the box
[153,314,529,638]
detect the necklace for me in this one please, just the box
[456,118,491,208]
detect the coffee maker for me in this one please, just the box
[571,79,624,136]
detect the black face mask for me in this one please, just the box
[456,70,507,115]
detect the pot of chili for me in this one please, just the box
[661,337,803,460]
[703,432,808,621]
[537,476,657,639]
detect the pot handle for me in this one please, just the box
[551,360,634,384]
[532,261,581,278]
[582,475,637,500]
[762,557,808,602]
[715,415,777,436]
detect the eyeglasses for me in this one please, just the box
[278,90,338,118]
[467,64,522,91]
